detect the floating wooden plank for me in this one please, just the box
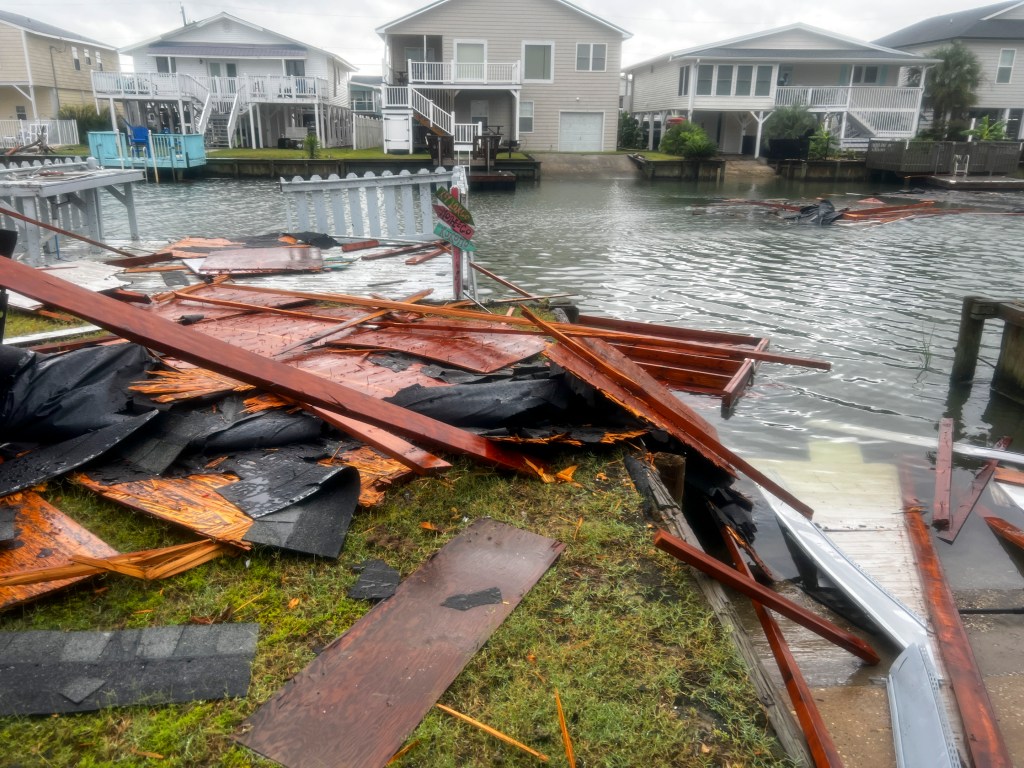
[0,492,119,611]
[984,515,1024,553]
[653,529,879,664]
[939,437,1011,543]
[236,518,564,768]
[404,247,446,265]
[993,467,1024,486]
[901,486,1014,768]
[722,531,845,768]
[0,257,538,475]
[932,418,954,529]
[360,241,444,261]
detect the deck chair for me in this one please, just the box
[953,154,969,177]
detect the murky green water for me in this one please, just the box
[100,174,1024,598]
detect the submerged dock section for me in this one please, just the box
[87,131,206,179]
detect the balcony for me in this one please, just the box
[775,85,923,113]
[92,72,329,105]
[399,60,521,86]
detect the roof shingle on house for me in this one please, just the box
[875,1,1024,47]
[0,9,112,48]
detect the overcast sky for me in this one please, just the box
[7,0,988,72]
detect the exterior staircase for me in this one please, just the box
[204,115,230,148]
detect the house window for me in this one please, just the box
[85,49,91,65]
[519,100,534,133]
[851,65,879,84]
[777,65,792,86]
[16,106,26,121]
[678,65,689,96]
[716,65,733,95]
[755,65,772,96]
[524,42,553,82]
[97,52,103,71]
[696,64,714,95]
[156,56,176,74]
[997,49,1015,84]
[455,41,485,80]
[735,65,753,96]
[576,43,606,72]
[72,47,80,71]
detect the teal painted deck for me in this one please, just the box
[87,131,206,175]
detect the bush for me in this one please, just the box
[807,124,836,160]
[617,110,643,150]
[659,121,718,159]
[763,103,817,144]
[303,133,320,159]
[58,104,112,140]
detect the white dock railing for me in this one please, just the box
[280,168,454,240]
[0,120,79,148]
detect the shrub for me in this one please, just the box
[807,124,836,160]
[763,103,817,143]
[58,104,112,140]
[659,121,718,159]
[617,110,643,150]
[303,132,320,159]
[963,115,1007,141]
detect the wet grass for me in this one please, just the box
[0,451,793,767]
[1,309,88,340]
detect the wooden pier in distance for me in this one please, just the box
[951,296,1024,403]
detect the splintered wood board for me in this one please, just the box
[235,518,564,768]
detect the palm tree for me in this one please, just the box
[925,41,982,139]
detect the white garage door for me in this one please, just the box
[558,112,603,151]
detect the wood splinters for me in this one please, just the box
[554,689,577,768]
[435,703,549,762]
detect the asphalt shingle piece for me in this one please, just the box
[0,624,258,715]
[347,559,401,601]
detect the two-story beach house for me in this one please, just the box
[624,24,935,157]
[0,11,118,147]
[92,13,355,149]
[375,0,630,154]
[876,1,1024,139]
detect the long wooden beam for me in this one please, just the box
[722,531,845,767]
[220,284,831,370]
[932,417,954,529]
[653,529,879,665]
[984,515,1024,553]
[901,477,1014,768]
[0,257,537,475]
[939,436,1011,543]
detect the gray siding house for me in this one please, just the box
[376,0,630,153]
[93,12,356,148]
[624,24,933,156]
[876,1,1024,139]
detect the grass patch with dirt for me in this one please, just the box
[0,450,793,768]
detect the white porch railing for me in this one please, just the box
[92,71,327,105]
[775,85,922,113]
[410,88,453,134]
[406,60,520,85]
[0,119,79,148]
[454,123,480,146]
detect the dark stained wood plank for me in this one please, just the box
[576,313,765,346]
[932,418,955,529]
[653,530,879,665]
[984,516,1024,553]
[722,532,845,767]
[0,257,538,475]
[607,341,744,371]
[235,518,564,768]
[939,436,1011,543]
[901,484,1014,768]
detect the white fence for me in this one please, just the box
[280,168,454,240]
[352,114,382,150]
[0,120,80,149]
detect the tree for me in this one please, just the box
[925,41,982,140]
[963,114,1007,141]
[659,121,717,159]
[617,111,643,150]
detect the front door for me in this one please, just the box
[454,41,485,82]
[208,62,237,95]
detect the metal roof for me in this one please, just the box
[0,9,112,48]
[673,47,929,62]
[875,1,1024,47]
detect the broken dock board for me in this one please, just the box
[235,518,564,768]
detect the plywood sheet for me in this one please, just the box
[236,518,564,768]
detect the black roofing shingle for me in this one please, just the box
[875,1,1024,47]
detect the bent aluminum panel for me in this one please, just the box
[760,473,929,651]
[887,642,959,768]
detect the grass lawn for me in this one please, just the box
[0,449,793,768]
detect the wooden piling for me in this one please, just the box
[950,295,997,383]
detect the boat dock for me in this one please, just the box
[87,131,207,179]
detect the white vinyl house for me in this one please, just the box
[876,0,1024,139]
[92,12,356,148]
[624,24,935,156]
[375,0,630,154]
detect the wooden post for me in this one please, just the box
[450,185,463,300]
[950,295,995,383]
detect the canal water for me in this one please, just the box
[98,173,1024,606]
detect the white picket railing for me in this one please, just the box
[410,88,453,135]
[407,60,520,85]
[0,119,79,148]
[280,168,454,240]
